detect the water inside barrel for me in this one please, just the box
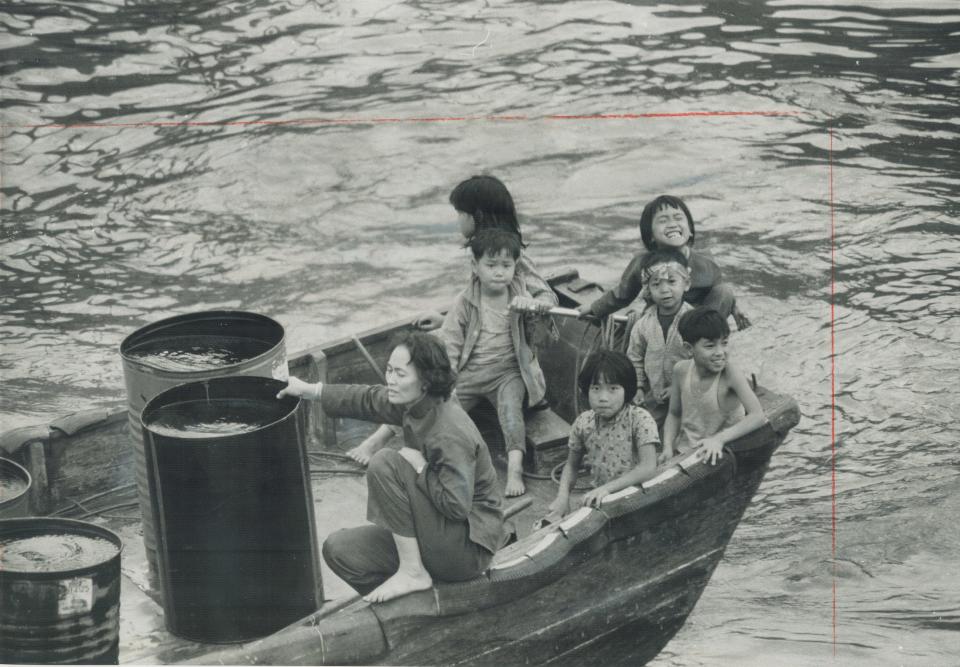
[0,533,119,572]
[0,475,28,502]
[125,335,273,372]
[145,398,287,439]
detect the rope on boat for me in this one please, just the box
[52,483,137,516]
[77,501,140,520]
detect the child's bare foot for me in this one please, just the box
[505,450,526,497]
[363,569,432,603]
[505,466,526,497]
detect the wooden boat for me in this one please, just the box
[0,268,800,665]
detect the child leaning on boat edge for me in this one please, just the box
[576,194,751,331]
[541,349,660,526]
[661,307,765,465]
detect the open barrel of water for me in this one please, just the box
[0,518,122,664]
[140,376,321,643]
[119,311,288,586]
[0,457,32,518]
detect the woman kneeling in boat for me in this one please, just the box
[277,331,504,603]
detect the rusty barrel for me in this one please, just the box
[0,518,122,664]
[119,311,288,586]
[0,457,32,518]
[141,376,321,643]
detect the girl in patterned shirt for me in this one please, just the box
[542,349,660,525]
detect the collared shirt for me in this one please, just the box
[321,384,505,554]
[568,405,660,487]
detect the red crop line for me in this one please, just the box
[828,125,838,655]
[546,110,802,120]
[4,110,806,130]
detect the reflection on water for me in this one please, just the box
[2,0,958,664]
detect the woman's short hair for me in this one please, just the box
[577,348,638,404]
[391,330,457,399]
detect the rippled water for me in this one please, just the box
[125,334,274,371]
[145,398,285,438]
[2,0,958,664]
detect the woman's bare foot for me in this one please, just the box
[347,425,394,465]
[346,440,377,466]
[505,452,526,497]
[363,569,433,603]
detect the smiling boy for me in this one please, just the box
[661,307,765,465]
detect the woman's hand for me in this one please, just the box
[398,446,427,474]
[509,296,550,315]
[412,311,444,331]
[580,485,611,509]
[697,436,725,465]
[276,377,320,400]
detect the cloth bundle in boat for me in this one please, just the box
[140,375,320,643]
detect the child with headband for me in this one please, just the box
[625,249,693,431]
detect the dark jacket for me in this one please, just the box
[589,250,723,317]
[321,384,505,554]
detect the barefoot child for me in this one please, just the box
[577,194,750,329]
[440,229,553,497]
[542,349,660,525]
[626,248,693,430]
[661,307,765,466]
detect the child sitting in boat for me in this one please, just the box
[661,307,764,465]
[438,228,554,498]
[576,194,751,330]
[541,349,660,525]
[625,248,693,430]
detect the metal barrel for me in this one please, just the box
[0,457,32,518]
[119,311,288,587]
[141,376,321,643]
[0,518,122,665]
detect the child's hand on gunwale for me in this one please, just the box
[697,436,725,465]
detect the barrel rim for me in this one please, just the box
[0,457,32,509]
[139,375,302,442]
[0,517,123,578]
[119,310,285,376]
